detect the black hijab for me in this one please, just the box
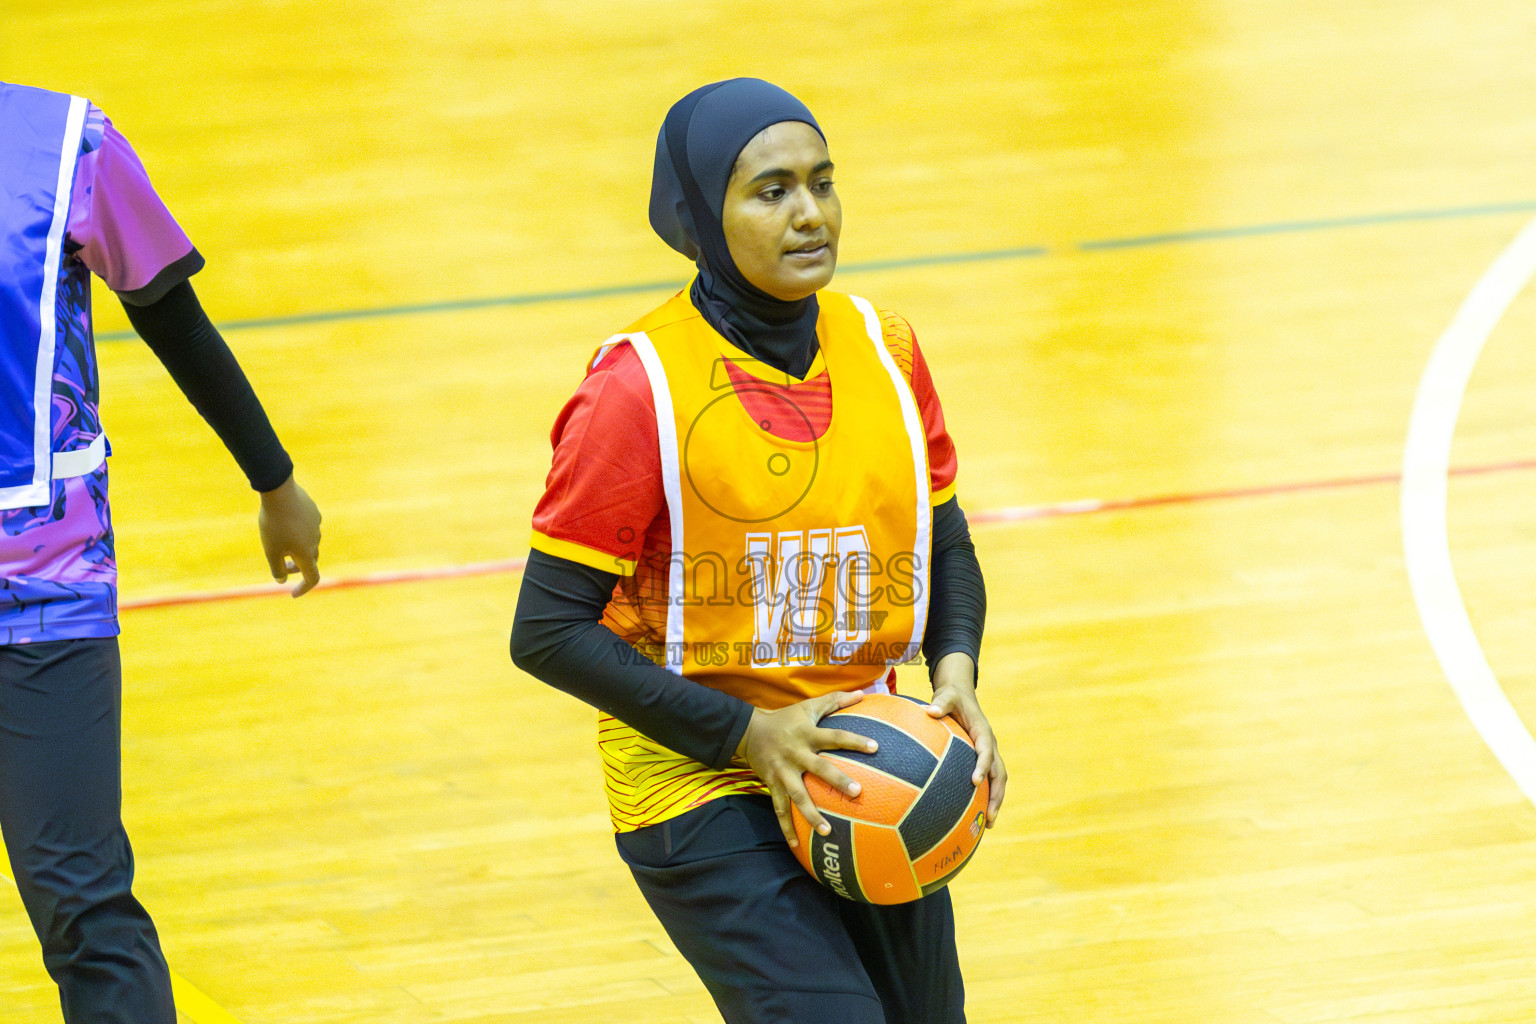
[650,79,826,379]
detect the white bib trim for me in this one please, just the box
[1,95,89,510]
[848,295,931,665]
[621,331,689,676]
[52,432,108,479]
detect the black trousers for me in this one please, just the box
[617,794,966,1024]
[0,638,176,1023]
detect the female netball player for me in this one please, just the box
[511,78,1005,1023]
[1,82,322,1023]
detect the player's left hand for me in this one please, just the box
[927,653,1006,828]
[258,473,323,596]
[736,689,879,848]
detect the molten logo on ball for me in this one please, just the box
[790,693,988,905]
[820,842,851,900]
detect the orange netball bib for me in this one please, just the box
[596,288,932,830]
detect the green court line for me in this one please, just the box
[1075,200,1536,250]
[96,199,1536,341]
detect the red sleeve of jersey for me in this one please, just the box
[908,326,960,504]
[530,343,665,574]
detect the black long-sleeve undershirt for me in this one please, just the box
[509,496,986,769]
[923,495,987,671]
[512,550,753,769]
[120,279,293,492]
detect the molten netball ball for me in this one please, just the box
[790,693,989,904]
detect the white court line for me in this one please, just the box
[1402,215,1536,806]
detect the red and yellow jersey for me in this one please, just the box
[531,287,955,831]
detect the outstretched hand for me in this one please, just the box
[258,474,322,596]
[928,652,1007,828]
[736,690,881,847]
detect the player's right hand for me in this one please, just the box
[735,690,881,847]
[258,473,323,597]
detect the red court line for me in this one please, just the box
[119,458,1536,613]
[120,558,529,611]
[969,457,1536,525]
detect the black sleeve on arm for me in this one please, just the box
[119,279,294,493]
[510,549,754,769]
[923,496,987,681]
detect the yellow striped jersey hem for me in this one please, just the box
[599,715,767,832]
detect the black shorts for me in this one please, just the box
[616,794,965,1024]
[0,637,175,1023]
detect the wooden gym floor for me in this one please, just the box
[4,1,1536,1021]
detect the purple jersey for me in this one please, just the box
[1,92,200,644]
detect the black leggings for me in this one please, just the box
[0,638,175,1023]
[617,794,966,1024]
